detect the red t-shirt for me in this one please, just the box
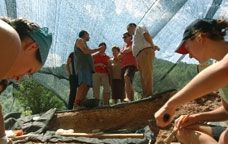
[93,53,110,73]
[121,47,137,69]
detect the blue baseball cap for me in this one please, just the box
[175,18,216,54]
[29,27,52,65]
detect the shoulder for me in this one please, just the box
[69,52,74,59]
[0,20,21,78]
[136,25,148,33]
[76,38,82,43]
[0,20,21,47]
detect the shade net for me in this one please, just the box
[0,0,228,112]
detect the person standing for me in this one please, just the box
[127,23,159,98]
[92,42,111,106]
[109,46,124,104]
[65,52,78,110]
[0,17,52,143]
[119,32,137,102]
[73,30,105,109]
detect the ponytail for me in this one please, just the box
[216,19,228,37]
[208,19,228,40]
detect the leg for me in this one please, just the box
[93,73,101,100]
[68,75,77,110]
[136,48,154,98]
[124,75,132,101]
[124,66,136,101]
[74,83,89,106]
[176,125,218,144]
[176,129,218,144]
[219,128,228,144]
[102,74,110,105]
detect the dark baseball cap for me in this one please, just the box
[29,27,52,65]
[175,18,215,54]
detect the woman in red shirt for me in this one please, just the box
[119,32,137,102]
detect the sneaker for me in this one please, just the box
[123,98,130,102]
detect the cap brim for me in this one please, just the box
[175,41,188,54]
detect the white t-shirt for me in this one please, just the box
[132,25,153,56]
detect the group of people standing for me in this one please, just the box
[1,15,228,143]
[65,23,159,109]
[66,19,228,143]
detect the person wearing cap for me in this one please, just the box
[73,30,105,109]
[127,23,159,98]
[155,18,228,144]
[0,17,52,143]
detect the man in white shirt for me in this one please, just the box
[127,23,158,98]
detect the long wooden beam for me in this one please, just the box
[48,90,176,132]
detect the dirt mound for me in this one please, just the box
[155,92,222,143]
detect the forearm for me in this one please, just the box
[88,48,100,54]
[193,106,228,123]
[65,65,70,76]
[168,57,228,107]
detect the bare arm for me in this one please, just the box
[174,105,228,130]
[65,57,71,76]
[143,32,154,46]
[155,54,228,127]
[76,39,101,54]
[143,32,159,51]
[168,54,228,107]
[194,105,228,123]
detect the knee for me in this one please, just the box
[124,75,130,81]
[219,128,228,144]
[176,129,191,143]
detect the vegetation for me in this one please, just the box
[1,58,197,114]
[134,58,197,96]
[12,79,65,115]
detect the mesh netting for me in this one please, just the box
[0,0,228,111]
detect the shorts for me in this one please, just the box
[121,65,137,83]
[209,124,227,141]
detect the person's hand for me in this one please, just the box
[117,53,122,59]
[175,115,190,130]
[175,114,201,130]
[154,103,176,128]
[154,45,160,51]
[99,45,105,51]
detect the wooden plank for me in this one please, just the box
[48,90,176,132]
[60,133,144,139]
